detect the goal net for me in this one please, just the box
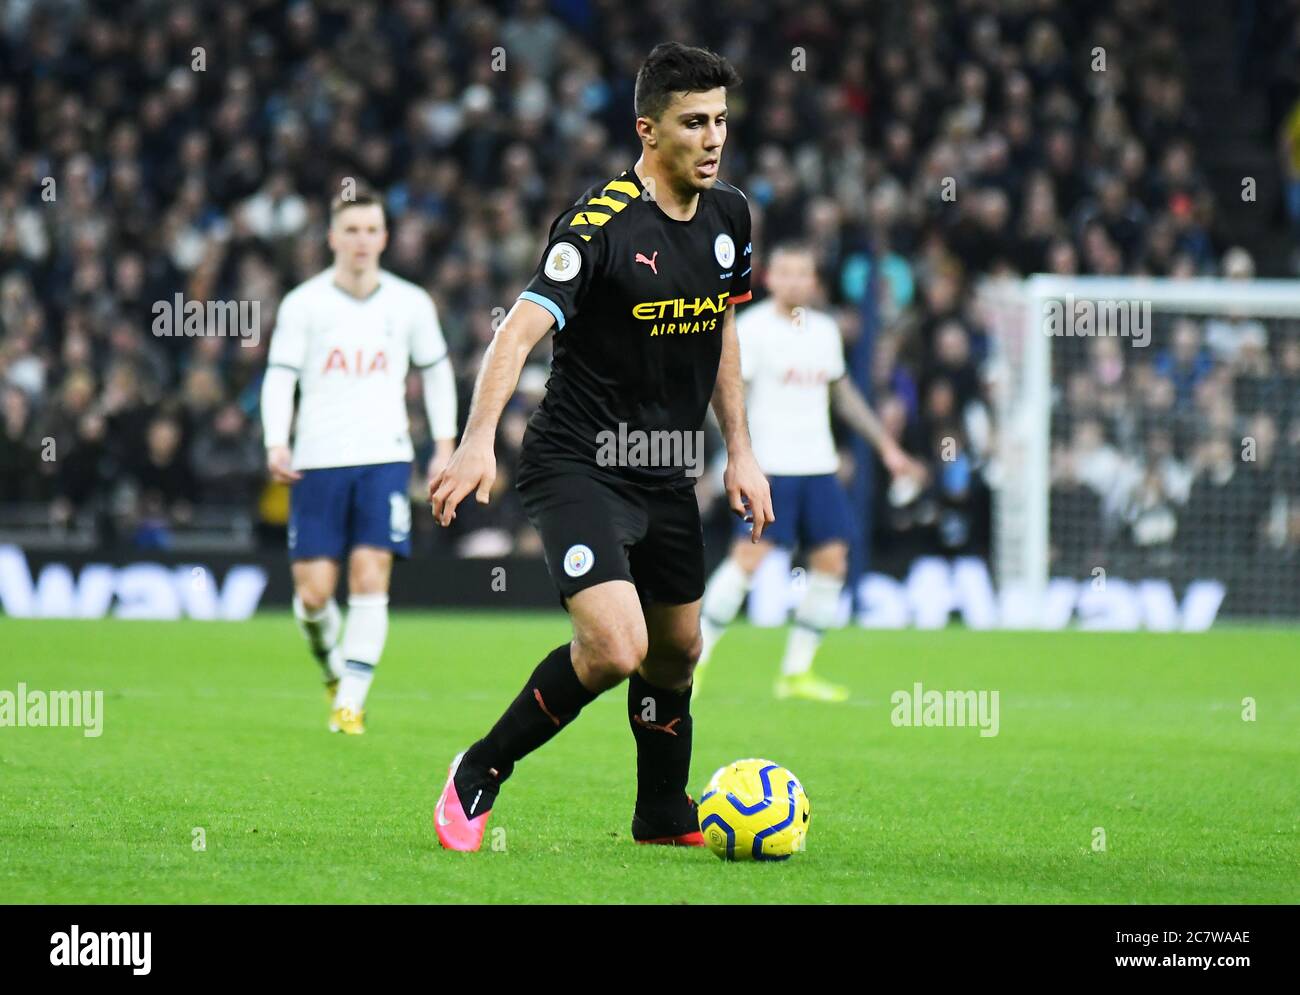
[979,276,1300,629]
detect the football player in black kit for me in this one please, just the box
[429,42,773,851]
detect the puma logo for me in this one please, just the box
[632,714,682,736]
[635,250,659,274]
[534,688,563,727]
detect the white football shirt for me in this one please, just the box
[266,267,449,470]
[738,299,846,476]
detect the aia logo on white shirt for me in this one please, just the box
[780,367,831,386]
[322,348,389,376]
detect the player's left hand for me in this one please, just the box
[724,450,775,543]
[426,439,455,489]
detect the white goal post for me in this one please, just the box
[979,275,1300,628]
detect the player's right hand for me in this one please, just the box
[882,441,927,483]
[429,439,496,526]
[266,445,301,484]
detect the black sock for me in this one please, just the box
[463,643,597,786]
[627,670,693,814]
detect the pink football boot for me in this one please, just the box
[434,752,493,851]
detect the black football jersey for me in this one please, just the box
[518,167,753,486]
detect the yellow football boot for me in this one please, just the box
[329,705,366,735]
[775,672,849,703]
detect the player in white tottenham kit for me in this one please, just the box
[694,242,923,701]
[260,190,458,734]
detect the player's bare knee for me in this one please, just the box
[349,568,388,596]
[645,638,699,673]
[295,585,331,615]
[595,629,647,676]
[732,539,771,573]
[348,553,391,596]
[573,621,646,685]
[676,629,704,668]
[642,630,701,687]
[604,631,649,678]
[809,542,848,579]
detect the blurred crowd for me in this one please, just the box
[0,0,1296,570]
[1049,296,1300,590]
[1258,0,1300,251]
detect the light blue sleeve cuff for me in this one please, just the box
[519,291,565,330]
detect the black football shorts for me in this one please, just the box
[516,464,705,607]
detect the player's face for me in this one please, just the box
[651,88,728,192]
[767,250,818,310]
[328,204,388,273]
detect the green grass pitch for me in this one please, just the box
[1,614,1296,903]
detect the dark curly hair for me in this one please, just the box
[634,42,742,121]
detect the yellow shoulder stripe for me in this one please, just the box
[604,180,639,198]
[563,176,638,239]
